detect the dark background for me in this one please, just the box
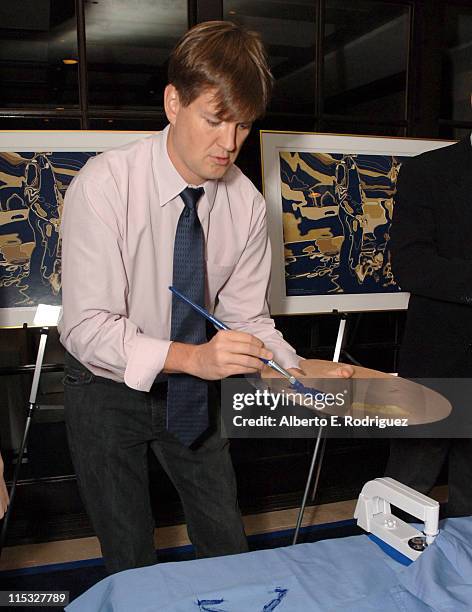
[0,0,471,545]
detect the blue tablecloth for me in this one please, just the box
[67,517,472,611]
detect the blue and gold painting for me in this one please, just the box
[0,151,95,309]
[280,151,404,296]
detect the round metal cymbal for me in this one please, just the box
[261,359,452,425]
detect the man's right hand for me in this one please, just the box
[164,330,273,380]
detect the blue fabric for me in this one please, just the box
[168,186,208,446]
[350,517,472,612]
[66,518,472,612]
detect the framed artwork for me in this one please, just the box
[0,131,155,327]
[261,131,454,315]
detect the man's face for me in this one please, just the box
[164,85,252,185]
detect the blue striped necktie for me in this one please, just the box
[167,186,209,446]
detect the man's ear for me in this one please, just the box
[164,84,180,125]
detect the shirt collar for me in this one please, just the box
[152,124,218,212]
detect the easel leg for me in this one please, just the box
[292,425,324,544]
[292,314,348,545]
[0,403,36,552]
[0,327,49,556]
[310,438,327,502]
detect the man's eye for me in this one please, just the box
[238,123,251,131]
[206,119,220,127]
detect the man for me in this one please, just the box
[60,21,351,575]
[385,130,472,517]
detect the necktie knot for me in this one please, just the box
[180,186,204,212]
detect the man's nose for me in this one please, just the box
[218,124,237,152]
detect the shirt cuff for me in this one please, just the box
[124,335,172,391]
[273,350,303,371]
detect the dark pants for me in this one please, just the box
[385,438,472,517]
[63,352,248,575]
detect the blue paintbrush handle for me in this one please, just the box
[169,286,230,331]
[169,286,275,369]
[168,286,323,395]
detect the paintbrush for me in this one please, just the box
[169,285,309,392]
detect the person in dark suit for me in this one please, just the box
[385,134,472,518]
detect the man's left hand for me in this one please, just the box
[290,361,354,379]
[261,360,354,380]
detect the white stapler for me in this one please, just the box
[354,477,440,561]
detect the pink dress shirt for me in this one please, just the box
[59,125,300,391]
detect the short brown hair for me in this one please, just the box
[168,21,274,121]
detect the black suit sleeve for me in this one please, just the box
[389,157,472,306]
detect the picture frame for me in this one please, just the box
[0,130,155,327]
[260,131,454,315]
